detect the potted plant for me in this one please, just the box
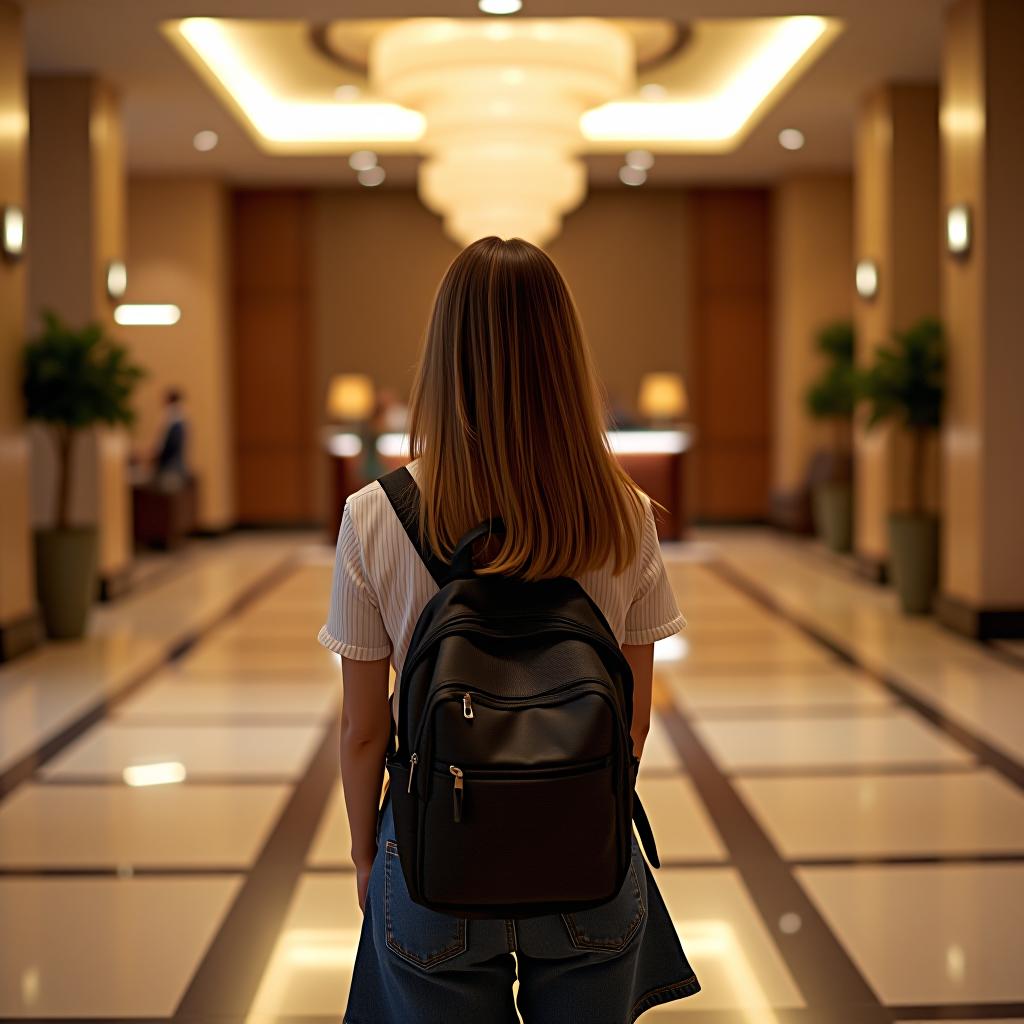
[22,311,145,638]
[805,321,856,551]
[859,317,944,614]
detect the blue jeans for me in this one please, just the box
[345,802,700,1023]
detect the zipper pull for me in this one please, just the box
[462,693,474,720]
[449,765,464,822]
[407,753,418,794]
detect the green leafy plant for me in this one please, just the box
[859,317,945,516]
[23,311,146,530]
[805,320,856,458]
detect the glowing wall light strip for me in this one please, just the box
[582,16,830,144]
[370,429,691,458]
[114,304,181,326]
[175,18,425,144]
[123,761,187,787]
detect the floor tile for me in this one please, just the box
[0,783,290,868]
[796,862,1024,1004]
[736,769,1024,859]
[637,776,727,861]
[308,789,352,867]
[115,673,339,721]
[693,709,975,772]
[177,643,340,677]
[0,876,241,1017]
[667,668,893,713]
[639,714,684,775]
[41,722,324,781]
[248,874,361,1016]
[652,867,804,1010]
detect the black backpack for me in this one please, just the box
[380,467,660,920]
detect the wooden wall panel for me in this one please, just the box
[691,190,772,520]
[231,190,317,524]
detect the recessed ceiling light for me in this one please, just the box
[334,84,361,102]
[619,165,647,187]
[778,127,805,150]
[625,149,654,171]
[479,0,523,13]
[192,129,219,152]
[358,166,386,187]
[639,83,668,101]
[349,149,378,171]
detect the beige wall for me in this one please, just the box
[853,83,940,565]
[940,0,1024,610]
[771,174,853,496]
[26,74,131,581]
[312,187,692,518]
[0,0,37,651]
[124,178,234,529]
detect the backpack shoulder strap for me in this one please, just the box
[377,466,449,588]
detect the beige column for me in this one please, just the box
[27,75,132,598]
[0,1,41,660]
[852,83,940,577]
[937,0,1024,637]
[125,178,235,531]
[770,174,853,530]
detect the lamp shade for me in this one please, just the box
[638,372,688,420]
[327,374,375,421]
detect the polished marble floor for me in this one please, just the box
[0,528,1021,1023]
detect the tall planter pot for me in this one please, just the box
[887,514,939,615]
[34,526,98,639]
[812,481,853,553]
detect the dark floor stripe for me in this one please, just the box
[0,555,301,803]
[171,716,341,1021]
[655,698,891,1020]
[707,560,1024,793]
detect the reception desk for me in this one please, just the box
[326,429,693,543]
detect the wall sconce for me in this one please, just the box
[327,373,375,423]
[946,203,971,258]
[106,260,128,300]
[114,304,181,326]
[2,204,25,262]
[638,372,689,424]
[855,258,879,300]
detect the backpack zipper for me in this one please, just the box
[449,765,464,822]
[407,752,418,793]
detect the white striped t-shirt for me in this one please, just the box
[318,459,685,721]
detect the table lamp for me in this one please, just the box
[638,372,688,424]
[327,373,375,423]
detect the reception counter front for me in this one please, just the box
[325,429,693,544]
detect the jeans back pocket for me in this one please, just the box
[384,840,467,970]
[561,856,646,954]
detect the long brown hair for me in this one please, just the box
[408,236,646,580]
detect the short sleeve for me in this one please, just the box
[317,502,393,660]
[623,500,686,645]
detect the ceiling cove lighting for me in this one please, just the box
[2,203,25,261]
[855,259,879,300]
[114,304,181,326]
[778,127,804,150]
[946,203,971,257]
[581,16,831,147]
[173,18,426,146]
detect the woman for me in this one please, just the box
[319,237,700,1022]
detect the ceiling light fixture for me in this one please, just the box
[625,149,654,170]
[619,165,647,186]
[479,0,523,13]
[193,129,219,151]
[114,304,182,326]
[581,16,831,147]
[778,127,804,150]
[358,166,386,187]
[349,149,378,171]
[1,203,25,261]
[373,19,633,245]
